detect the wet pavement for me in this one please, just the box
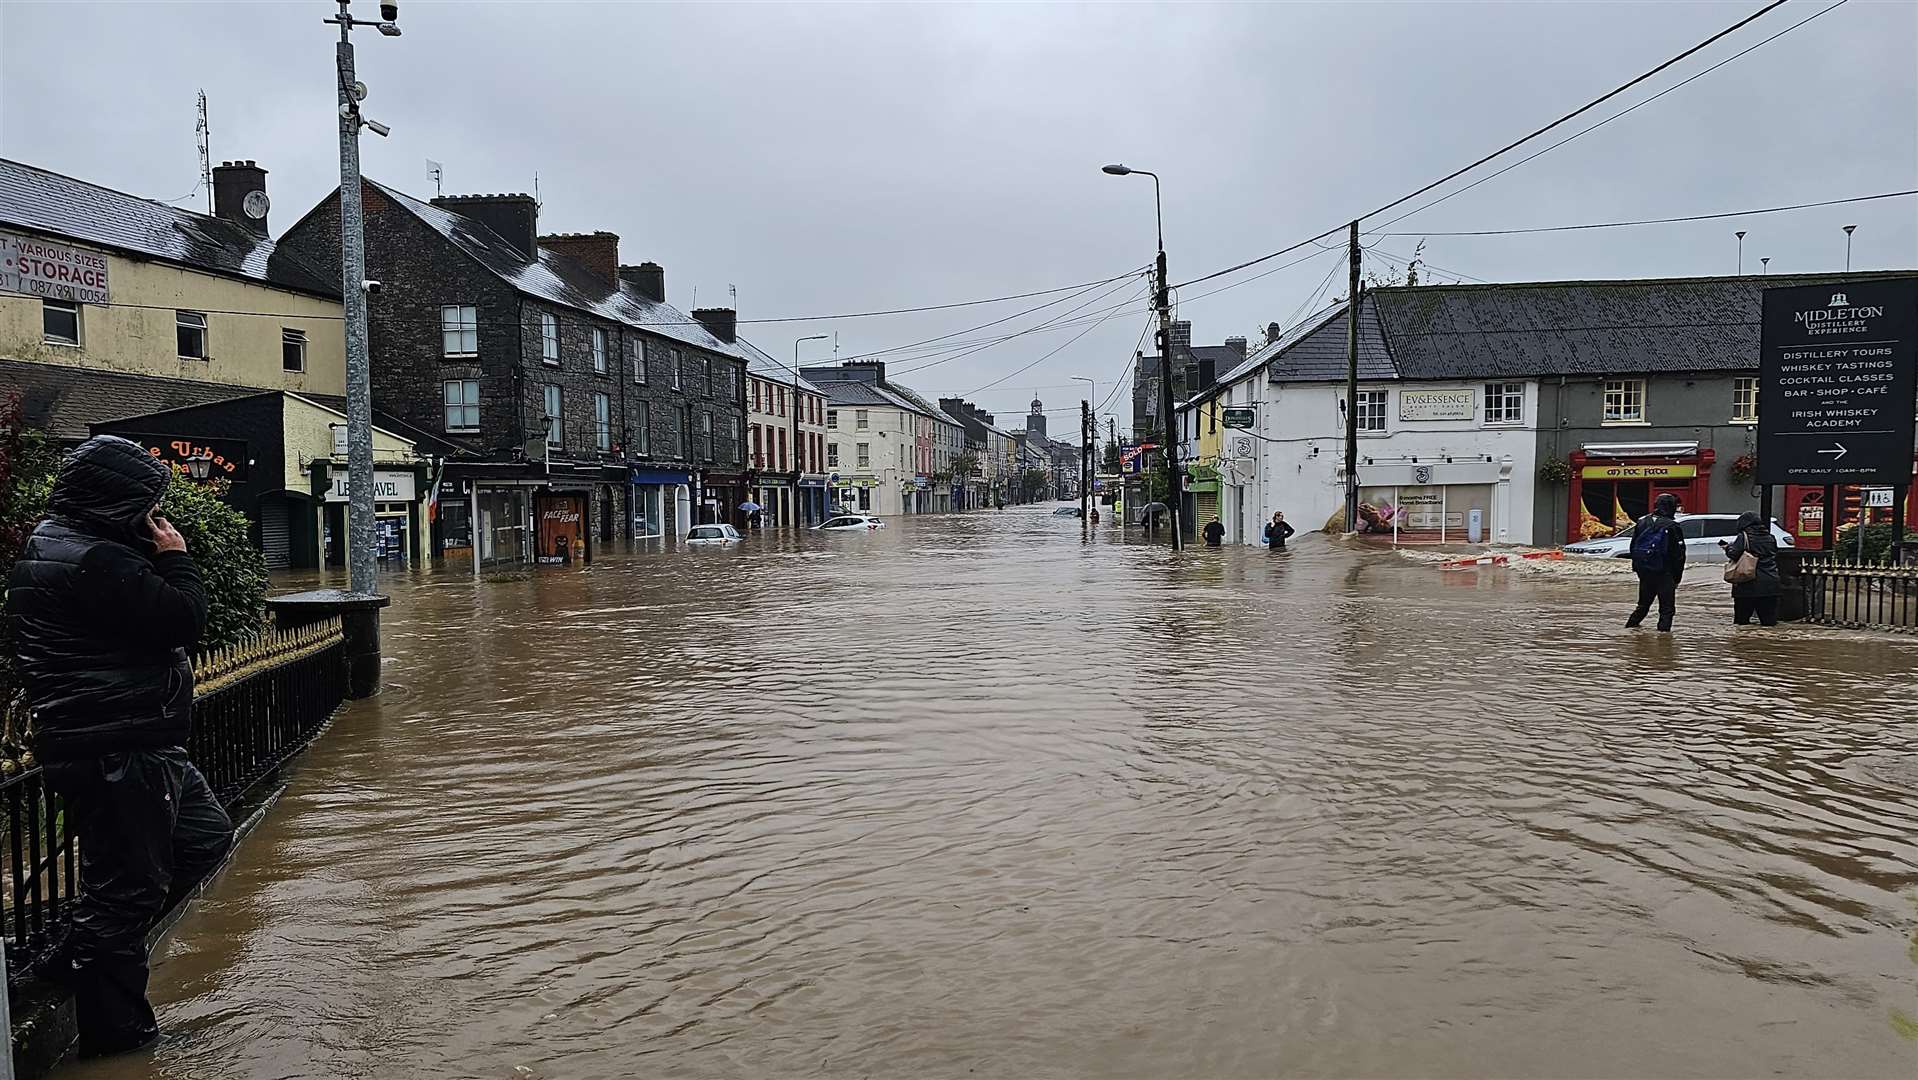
[74,508,1918,1078]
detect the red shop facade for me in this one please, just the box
[1781,453,1918,551]
[1568,444,1716,541]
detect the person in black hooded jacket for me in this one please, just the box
[6,435,233,1058]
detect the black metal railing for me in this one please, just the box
[1,617,346,979]
[1799,559,1918,632]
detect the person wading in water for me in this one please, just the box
[1263,511,1296,551]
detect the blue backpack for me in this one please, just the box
[1630,519,1673,575]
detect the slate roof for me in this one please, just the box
[1371,271,1916,379]
[1,358,254,440]
[885,383,965,428]
[810,379,896,408]
[369,181,743,359]
[0,159,339,299]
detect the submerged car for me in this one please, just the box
[1563,513,1794,558]
[1051,506,1083,517]
[817,514,884,532]
[685,523,742,545]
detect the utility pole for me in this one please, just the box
[1081,399,1092,523]
[1343,220,1361,533]
[326,0,401,594]
[1156,248,1183,550]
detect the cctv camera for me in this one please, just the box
[363,280,383,295]
[380,1,399,20]
[364,118,392,138]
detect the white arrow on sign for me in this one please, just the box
[1816,443,1849,460]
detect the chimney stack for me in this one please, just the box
[212,160,269,237]
[1168,320,1192,349]
[1225,336,1247,358]
[619,262,666,303]
[431,194,539,260]
[692,307,737,344]
[539,231,619,285]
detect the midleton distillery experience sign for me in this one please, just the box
[1398,388,1476,422]
[1759,278,1918,486]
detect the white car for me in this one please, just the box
[1563,513,1795,558]
[685,524,742,545]
[816,514,885,532]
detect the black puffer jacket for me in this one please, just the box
[6,436,207,762]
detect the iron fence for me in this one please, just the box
[1,617,346,981]
[1799,559,1918,633]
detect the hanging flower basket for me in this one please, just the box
[1728,453,1756,484]
[1537,458,1573,485]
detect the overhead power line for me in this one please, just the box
[1379,188,1914,237]
[736,267,1145,325]
[968,291,1148,394]
[889,277,1150,378]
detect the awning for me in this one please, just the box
[1580,441,1701,459]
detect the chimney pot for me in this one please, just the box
[1266,321,1283,344]
[431,193,539,259]
[211,159,269,237]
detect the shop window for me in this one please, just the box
[443,379,480,433]
[540,313,559,365]
[544,384,563,447]
[592,328,608,374]
[176,310,207,360]
[1732,377,1757,424]
[441,305,478,356]
[1484,382,1523,424]
[42,299,80,345]
[594,392,612,451]
[282,328,307,373]
[631,338,647,384]
[1354,389,1386,433]
[1603,379,1646,424]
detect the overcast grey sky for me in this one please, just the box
[4,1,1914,431]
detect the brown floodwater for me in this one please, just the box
[71,509,1918,1079]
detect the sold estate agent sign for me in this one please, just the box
[1758,279,1917,486]
[0,230,110,304]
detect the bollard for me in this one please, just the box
[265,590,391,699]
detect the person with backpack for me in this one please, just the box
[1721,511,1782,626]
[1625,492,1687,632]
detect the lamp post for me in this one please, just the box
[1102,163,1180,549]
[1735,230,1746,275]
[793,334,827,526]
[1843,224,1857,271]
[324,0,401,594]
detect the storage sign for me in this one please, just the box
[0,230,110,304]
[1398,388,1475,422]
[1759,278,1918,485]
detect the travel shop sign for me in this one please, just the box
[0,230,110,304]
[1759,279,1917,486]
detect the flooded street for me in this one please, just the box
[81,510,1918,1079]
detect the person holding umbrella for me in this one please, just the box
[738,499,763,529]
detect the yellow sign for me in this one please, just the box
[1580,464,1697,480]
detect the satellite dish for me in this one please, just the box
[242,190,270,220]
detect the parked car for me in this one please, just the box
[685,523,742,545]
[817,514,885,532]
[1562,513,1794,558]
[1051,506,1083,517]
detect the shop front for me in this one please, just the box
[318,464,427,567]
[702,469,748,527]
[1567,443,1714,541]
[631,467,691,541]
[1184,463,1221,536]
[534,490,589,564]
[835,476,878,513]
[798,474,829,526]
[1352,459,1513,544]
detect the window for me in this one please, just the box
[540,313,559,365]
[441,304,478,356]
[670,350,682,391]
[730,417,742,464]
[679,407,692,458]
[700,411,714,461]
[828,442,840,468]
[594,392,611,451]
[1732,376,1757,424]
[544,384,563,447]
[752,425,763,468]
[592,328,607,374]
[778,427,788,471]
[856,442,871,468]
[700,357,712,397]
[1603,379,1646,424]
[282,328,307,373]
[443,380,480,433]
[1696,516,1742,539]
[855,409,869,431]
[1353,389,1386,433]
[827,409,839,430]
[1484,382,1524,425]
[42,299,80,345]
[176,310,207,360]
[631,338,648,384]
[634,401,650,456]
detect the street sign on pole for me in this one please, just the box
[1758,278,1918,486]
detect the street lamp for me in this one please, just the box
[1843,224,1857,271]
[1102,162,1180,550]
[185,452,214,482]
[324,0,402,595]
[1735,230,1745,275]
[793,334,828,526]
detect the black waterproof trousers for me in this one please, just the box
[41,748,233,1056]
[1627,573,1678,632]
[1734,596,1781,626]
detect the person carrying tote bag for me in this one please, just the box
[1722,512,1781,626]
